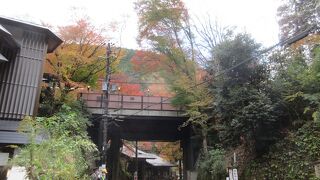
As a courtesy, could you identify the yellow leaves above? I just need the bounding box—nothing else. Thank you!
[135,0,189,43]
[156,141,182,162]
[284,91,304,102]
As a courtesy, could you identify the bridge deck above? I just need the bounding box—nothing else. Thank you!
[80,92,186,141]
[79,93,183,117]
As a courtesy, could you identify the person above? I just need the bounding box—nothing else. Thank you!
[100,168,108,180]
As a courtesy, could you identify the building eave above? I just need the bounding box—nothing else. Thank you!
[0,16,62,53]
[0,24,19,49]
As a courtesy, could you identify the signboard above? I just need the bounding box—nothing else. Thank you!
[0,153,9,166]
[228,169,233,180]
[134,171,138,180]
[227,168,238,180]
[102,81,108,91]
[232,169,238,180]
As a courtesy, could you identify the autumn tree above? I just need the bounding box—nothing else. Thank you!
[47,18,104,86]
[135,0,233,157]
[45,18,121,102]
[135,0,195,78]
[135,0,215,156]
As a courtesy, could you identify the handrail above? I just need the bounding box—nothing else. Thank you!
[78,92,178,111]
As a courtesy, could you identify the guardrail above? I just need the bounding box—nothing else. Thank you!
[78,93,179,111]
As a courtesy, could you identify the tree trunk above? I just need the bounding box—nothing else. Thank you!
[202,130,208,155]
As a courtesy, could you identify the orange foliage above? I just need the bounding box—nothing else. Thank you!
[58,19,107,46]
[44,18,108,91]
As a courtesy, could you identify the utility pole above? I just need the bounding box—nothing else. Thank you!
[102,42,112,177]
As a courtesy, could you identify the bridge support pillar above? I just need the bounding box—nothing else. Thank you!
[107,132,121,180]
[182,133,195,180]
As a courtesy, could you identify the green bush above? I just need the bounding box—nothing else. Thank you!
[197,149,227,180]
[10,103,98,179]
[244,122,320,180]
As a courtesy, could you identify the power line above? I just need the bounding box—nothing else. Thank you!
[109,81,168,85]
[111,24,318,118]
[88,24,318,123]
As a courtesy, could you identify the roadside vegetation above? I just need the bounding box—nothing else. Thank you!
[11,102,97,179]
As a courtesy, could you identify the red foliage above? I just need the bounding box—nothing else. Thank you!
[131,50,163,73]
[118,83,144,96]
[109,73,144,96]
[94,51,175,97]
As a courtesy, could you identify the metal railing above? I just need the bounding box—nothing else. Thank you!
[78,93,179,111]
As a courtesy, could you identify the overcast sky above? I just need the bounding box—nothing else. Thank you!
[0,0,280,49]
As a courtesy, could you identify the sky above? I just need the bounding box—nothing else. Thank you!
[0,0,280,49]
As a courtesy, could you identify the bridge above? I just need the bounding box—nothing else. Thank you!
[80,92,182,117]
[79,92,196,180]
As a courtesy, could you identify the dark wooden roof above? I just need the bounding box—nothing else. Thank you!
[0,16,62,53]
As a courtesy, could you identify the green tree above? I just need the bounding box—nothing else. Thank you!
[210,34,279,152]
[197,148,226,180]
[271,47,320,125]
[243,39,320,180]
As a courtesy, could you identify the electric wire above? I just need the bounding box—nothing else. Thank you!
[111,24,318,118]
[88,24,318,122]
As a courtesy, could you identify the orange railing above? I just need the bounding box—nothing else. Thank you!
[78,93,179,111]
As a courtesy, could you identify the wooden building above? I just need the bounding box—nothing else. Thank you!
[0,16,62,173]
[120,143,175,180]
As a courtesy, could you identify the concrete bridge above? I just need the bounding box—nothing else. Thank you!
[79,92,196,180]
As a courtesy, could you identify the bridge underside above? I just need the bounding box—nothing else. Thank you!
[111,115,187,141]
[88,114,188,144]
